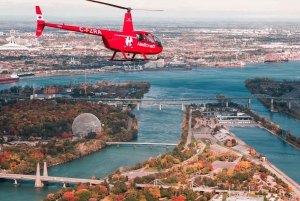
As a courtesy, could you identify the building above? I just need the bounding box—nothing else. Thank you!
[0,41,29,51]
[216,113,252,124]
[0,30,29,51]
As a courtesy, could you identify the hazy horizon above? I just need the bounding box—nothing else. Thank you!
[1,0,300,22]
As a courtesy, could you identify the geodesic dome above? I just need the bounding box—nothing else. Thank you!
[72,113,101,137]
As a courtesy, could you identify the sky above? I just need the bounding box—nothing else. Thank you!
[1,0,300,21]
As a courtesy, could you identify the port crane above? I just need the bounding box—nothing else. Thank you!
[35,0,163,61]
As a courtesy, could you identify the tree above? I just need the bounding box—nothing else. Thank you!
[112,181,127,194]
[61,133,68,138]
[124,189,139,201]
[86,132,96,139]
[149,187,161,198]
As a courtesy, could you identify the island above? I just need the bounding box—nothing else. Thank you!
[41,101,300,201]
[0,81,151,174]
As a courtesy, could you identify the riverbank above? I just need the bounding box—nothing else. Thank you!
[258,124,300,153]
[17,67,193,80]
[227,126,300,195]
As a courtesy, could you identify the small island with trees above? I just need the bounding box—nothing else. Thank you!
[245,78,300,120]
[0,80,151,174]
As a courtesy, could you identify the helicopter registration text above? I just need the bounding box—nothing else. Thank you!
[137,42,155,48]
[79,27,102,35]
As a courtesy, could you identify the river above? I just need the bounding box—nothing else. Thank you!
[0,61,300,201]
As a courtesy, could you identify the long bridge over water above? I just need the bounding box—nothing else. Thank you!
[0,142,178,187]
[106,142,177,149]
[1,94,300,112]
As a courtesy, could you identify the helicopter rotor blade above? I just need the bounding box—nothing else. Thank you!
[86,0,163,12]
[86,0,128,10]
[132,9,164,11]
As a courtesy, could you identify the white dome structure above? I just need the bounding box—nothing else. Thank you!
[72,113,101,137]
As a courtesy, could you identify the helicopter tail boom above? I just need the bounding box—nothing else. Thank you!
[35,6,107,37]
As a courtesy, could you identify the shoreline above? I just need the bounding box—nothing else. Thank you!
[225,125,300,195]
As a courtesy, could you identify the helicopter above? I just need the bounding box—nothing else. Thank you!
[35,0,163,61]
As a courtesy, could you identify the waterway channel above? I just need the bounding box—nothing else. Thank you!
[0,61,300,201]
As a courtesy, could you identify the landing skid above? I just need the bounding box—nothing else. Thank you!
[112,57,160,62]
[110,51,159,62]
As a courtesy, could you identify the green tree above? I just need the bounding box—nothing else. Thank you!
[111,181,127,194]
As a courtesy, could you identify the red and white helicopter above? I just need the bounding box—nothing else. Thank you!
[35,0,163,61]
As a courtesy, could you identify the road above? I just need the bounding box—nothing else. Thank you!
[185,108,192,149]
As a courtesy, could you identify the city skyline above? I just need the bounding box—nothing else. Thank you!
[1,0,300,21]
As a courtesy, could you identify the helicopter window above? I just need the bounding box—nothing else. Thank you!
[136,34,144,41]
[153,35,163,47]
[145,34,154,43]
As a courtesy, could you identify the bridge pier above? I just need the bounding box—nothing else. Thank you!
[117,144,119,148]
[288,101,292,110]
[181,104,185,111]
[166,145,169,149]
[247,98,251,109]
[203,103,206,108]
[14,179,18,185]
[43,161,49,185]
[190,180,194,189]
[133,144,136,149]
[226,101,228,108]
[43,161,48,177]
[159,104,162,111]
[62,182,66,188]
[149,144,153,149]
[35,163,44,187]
[270,99,274,112]
[154,179,158,186]
[136,103,140,111]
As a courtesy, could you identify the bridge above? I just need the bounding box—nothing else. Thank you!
[135,179,229,193]
[1,94,300,112]
[0,174,104,186]
[65,95,300,112]
[106,142,177,149]
[0,162,103,187]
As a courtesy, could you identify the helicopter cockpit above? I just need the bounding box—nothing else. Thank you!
[136,33,163,47]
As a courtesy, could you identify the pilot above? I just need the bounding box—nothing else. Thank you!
[136,33,144,41]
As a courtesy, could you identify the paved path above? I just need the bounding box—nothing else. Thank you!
[185,109,192,148]
[262,160,300,196]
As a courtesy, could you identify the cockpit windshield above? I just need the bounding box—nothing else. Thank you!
[153,35,163,47]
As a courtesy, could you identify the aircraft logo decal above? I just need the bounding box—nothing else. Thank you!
[125,36,133,48]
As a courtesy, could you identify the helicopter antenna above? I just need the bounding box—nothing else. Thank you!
[86,0,163,13]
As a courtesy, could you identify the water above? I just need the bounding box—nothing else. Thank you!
[1,61,300,200]
[230,126,300,182]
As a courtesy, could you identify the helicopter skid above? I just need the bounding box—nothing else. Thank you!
[111,51,159,61]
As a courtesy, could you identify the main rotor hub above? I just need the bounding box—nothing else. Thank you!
[127,7,132,13]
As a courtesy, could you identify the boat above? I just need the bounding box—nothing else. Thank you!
[215,61,246,68]
[264,59,289,63]
[0,74,19,84]
[264,54,289,63]
[17,73,35,77]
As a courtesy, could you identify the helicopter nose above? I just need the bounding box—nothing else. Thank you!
[158,46,163,53]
